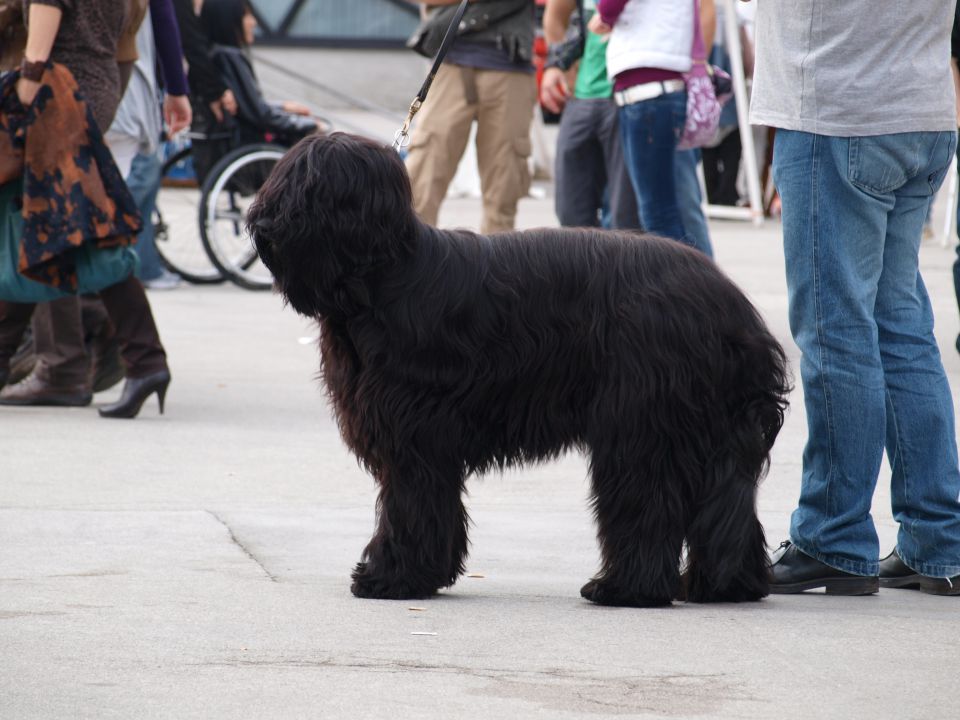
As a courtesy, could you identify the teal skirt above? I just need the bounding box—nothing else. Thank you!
[0,179,138,303]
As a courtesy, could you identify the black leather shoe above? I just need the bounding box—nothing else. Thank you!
[879,549,960,596]
[0,367,8,390]
[769,541,879,595]
[0,370,92,407]
[98,369,170,419]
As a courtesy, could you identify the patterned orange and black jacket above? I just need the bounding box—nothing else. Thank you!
[0,62,141,290]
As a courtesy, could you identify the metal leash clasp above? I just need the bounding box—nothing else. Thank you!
[393,98,422,152]
[392,0,467,152]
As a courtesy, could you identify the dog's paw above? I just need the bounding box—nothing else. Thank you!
[350,562,438,600]
[678,568,768,603]
[685,581,769,604]
[580,578,672,608]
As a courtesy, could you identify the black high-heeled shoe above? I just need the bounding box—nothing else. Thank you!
[98,369,170,419]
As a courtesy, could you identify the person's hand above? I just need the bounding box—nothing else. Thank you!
[221,89,237,116]
[282,100,311,116]
[15,77,40,107]
[540,66,571,114]
[587,13,612,37]
[163,94,192,136]
[209,89,237,123]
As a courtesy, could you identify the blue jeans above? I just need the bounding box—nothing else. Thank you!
[618,91,692,246]
[126,150,163,281]
[774,129,960,578]
[675,148,713,258]
[952,142,960,352]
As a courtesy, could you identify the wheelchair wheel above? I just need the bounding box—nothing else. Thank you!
[154,144,225,284]
[199,143,285,291]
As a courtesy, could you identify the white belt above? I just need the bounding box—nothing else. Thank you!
[613,79,686,107]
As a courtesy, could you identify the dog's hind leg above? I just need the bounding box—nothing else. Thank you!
[581,451,687,608]
[351,454,469,600]
[681,454,770,603]
[681,368,784,603]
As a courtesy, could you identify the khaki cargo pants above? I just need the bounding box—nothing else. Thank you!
[405,64,537,234]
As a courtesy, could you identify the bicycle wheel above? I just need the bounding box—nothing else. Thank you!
[154,143,224,284]
[199,143,285,291]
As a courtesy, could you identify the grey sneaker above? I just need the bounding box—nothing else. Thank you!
[143,270,182,290]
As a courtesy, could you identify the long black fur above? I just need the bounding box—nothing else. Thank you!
[248,132,790,607]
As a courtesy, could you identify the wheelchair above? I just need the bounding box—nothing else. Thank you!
[153,118,322,290]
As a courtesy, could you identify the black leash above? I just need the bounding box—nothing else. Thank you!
[393,0,470,150]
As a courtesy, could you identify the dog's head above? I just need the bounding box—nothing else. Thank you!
[248,132,417,318]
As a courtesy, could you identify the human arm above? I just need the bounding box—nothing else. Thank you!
[540,0,577,113]
[17,1,62,105]
[216,49,316,138]
[281,101,311,116]
[149,0,188,96]
[701,0,716,54]
[149,0,191,135]
[543,0,575,44]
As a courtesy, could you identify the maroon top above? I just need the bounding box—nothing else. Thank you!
[596,0,683,93]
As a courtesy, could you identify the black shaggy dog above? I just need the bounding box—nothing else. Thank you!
[248,132,790,607]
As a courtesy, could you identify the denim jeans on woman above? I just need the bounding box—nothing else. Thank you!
[775,129,960,578]
[675,148,712,258]
[618,91,690,245]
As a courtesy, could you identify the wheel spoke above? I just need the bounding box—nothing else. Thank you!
[154,144,223,284]
[200,146,285,290]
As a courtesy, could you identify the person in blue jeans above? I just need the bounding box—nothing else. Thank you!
[107,5,186,289]
[125,150,173,287]
[751,0,960,596]
[950,3,960,355]
[674,149,711,258]
[592,0,713,256]
[545,0,712,256]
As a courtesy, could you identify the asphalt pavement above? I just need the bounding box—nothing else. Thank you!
[2,169,960,719]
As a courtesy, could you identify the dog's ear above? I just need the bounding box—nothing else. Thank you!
[248,133,417,318]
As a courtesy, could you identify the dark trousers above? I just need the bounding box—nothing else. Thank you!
[0,275,166,382]
[31,297,88,385]
[554,97,639,230]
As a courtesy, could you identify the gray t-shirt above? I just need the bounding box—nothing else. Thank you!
[749,0,956,136]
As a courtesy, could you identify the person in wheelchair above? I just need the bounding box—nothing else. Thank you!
[191,0,318,183]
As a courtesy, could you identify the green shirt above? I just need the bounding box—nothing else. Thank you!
[573,3,612,99]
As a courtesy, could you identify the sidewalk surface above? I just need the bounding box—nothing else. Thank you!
[3,109,960,718]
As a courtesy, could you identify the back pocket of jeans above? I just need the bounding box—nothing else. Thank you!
[847,136,915,194]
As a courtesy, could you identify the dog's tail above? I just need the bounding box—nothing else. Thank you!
[714,292,791,480]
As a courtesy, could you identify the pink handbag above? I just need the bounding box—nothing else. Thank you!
[677,0,733,150]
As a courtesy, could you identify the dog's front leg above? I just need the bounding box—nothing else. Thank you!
[351,455,469,600]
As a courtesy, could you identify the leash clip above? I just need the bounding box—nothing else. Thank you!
[393,97,422,152]
[392,0,467,153]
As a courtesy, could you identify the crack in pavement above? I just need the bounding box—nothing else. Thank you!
[206,511,279,583]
